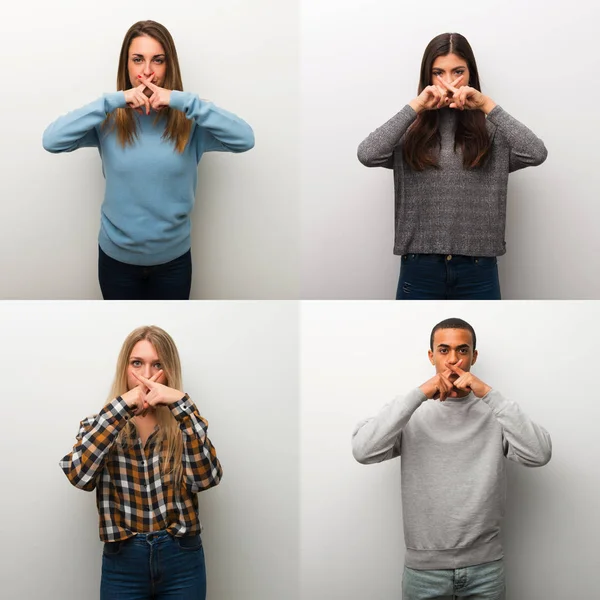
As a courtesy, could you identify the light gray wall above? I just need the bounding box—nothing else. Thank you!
[300,0,600,299]
[0,301,299,600]
[300,301,600,598]
[1,0,298,299]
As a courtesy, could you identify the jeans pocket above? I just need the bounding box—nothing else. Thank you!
[474,256,498,268]
[102,541,122,557]
[176,534,203,551]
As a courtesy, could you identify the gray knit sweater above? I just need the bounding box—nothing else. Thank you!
[357,106,548,256]
[352,388,552,570]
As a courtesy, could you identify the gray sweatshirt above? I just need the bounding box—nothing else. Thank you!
[352,388,551,570]
[357,106,548,257]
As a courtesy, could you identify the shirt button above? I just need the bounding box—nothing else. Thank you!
[446,255,452,261]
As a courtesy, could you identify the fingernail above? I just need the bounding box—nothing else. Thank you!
[137,75,141,78]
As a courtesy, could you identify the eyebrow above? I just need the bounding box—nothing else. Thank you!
[131,53,165,58]
[129,356,160,361]
[432,67,466,71]
[436,344,470,349]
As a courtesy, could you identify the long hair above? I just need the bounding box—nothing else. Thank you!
[103,20,192,153]
[403,33,492,171]
[106,325,184,485]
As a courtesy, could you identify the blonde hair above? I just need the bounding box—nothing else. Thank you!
[103,20,192,153]
[107,325,184,484]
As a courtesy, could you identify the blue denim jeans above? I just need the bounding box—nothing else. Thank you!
[98,247,192,300]
[396,254,501,300]
[100,531,206,600]
[402,559,505,600]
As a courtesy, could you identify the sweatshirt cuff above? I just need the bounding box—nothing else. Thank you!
[169,90,196,112]
[485,104,505,123]
[479,389,508,413]
[103,92,127,113]
[407,387,427,407]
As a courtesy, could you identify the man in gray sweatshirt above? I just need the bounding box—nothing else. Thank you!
[351,318,551,600]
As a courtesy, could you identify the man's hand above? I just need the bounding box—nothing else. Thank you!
[445,362,492,398]
[419,360,465,402]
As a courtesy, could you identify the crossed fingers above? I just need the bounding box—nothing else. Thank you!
[138,75,165,112]
[132,369,164,416]
[437,75,476,110]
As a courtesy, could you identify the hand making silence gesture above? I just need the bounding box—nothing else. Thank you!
[121,368,185,416]
[409,74,496,115]
[124,73,172,115]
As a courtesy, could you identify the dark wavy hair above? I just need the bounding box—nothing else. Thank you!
[403,33,492,171]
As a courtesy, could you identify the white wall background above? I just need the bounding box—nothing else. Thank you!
[1,0,298,299]
[300,301,600,599]
[300,0,600,299]
[0,301,299,600]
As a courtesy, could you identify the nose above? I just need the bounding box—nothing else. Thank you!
[142,364,152,378]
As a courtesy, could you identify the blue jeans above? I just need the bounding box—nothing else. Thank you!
[98,247,192,300]
[100,531,206,600]
[402,559,505,600]
[396,254,501,300]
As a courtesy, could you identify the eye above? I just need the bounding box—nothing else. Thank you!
[131,360,142,367]
[439,348,447,354]
[153,362,162,369]
[132,57,142,63]
[154,58,164,64]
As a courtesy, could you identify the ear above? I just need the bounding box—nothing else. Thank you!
[471,350,478,366]
[428,349,434,365]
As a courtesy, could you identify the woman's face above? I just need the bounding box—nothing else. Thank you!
[430,53,470,88]
[127,35,168,97]
[127,339,166,390]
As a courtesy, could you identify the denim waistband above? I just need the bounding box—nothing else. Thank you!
[401,253,497,264]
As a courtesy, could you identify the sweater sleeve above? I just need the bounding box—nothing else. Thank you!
[357,104,419,169]
[480,389,552,467]
[59,397,134,491]
[168,395,223,494]
[351,388,425,464]
[169,91,255,154]
[486,105,548,173]
[42,93,127,153]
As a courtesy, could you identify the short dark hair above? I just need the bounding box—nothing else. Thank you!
[430,318,476,351]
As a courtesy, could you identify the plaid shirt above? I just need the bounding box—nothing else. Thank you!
[60,395,222,542]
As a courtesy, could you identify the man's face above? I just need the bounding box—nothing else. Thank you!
[428,328,478,398]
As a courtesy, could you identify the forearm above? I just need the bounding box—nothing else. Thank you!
[169,91,255,152]
[59,397,133,490]
[170,396,223,492]
[351,388,425,464]
[481,389,552,466]
[485,105,548,168]
[42,92,126,153]
[357,104,419,168]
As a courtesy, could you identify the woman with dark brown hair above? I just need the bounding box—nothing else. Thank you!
[43,20,254,300]
[357,32,547,300]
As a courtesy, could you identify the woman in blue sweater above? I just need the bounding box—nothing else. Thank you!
[357,32,547,300]
[43,20,255,300]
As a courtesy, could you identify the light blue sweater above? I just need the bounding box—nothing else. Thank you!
[43,91,255,266]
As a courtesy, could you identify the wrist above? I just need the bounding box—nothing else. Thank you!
[409,99,423,114]
[481,97,497,115]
